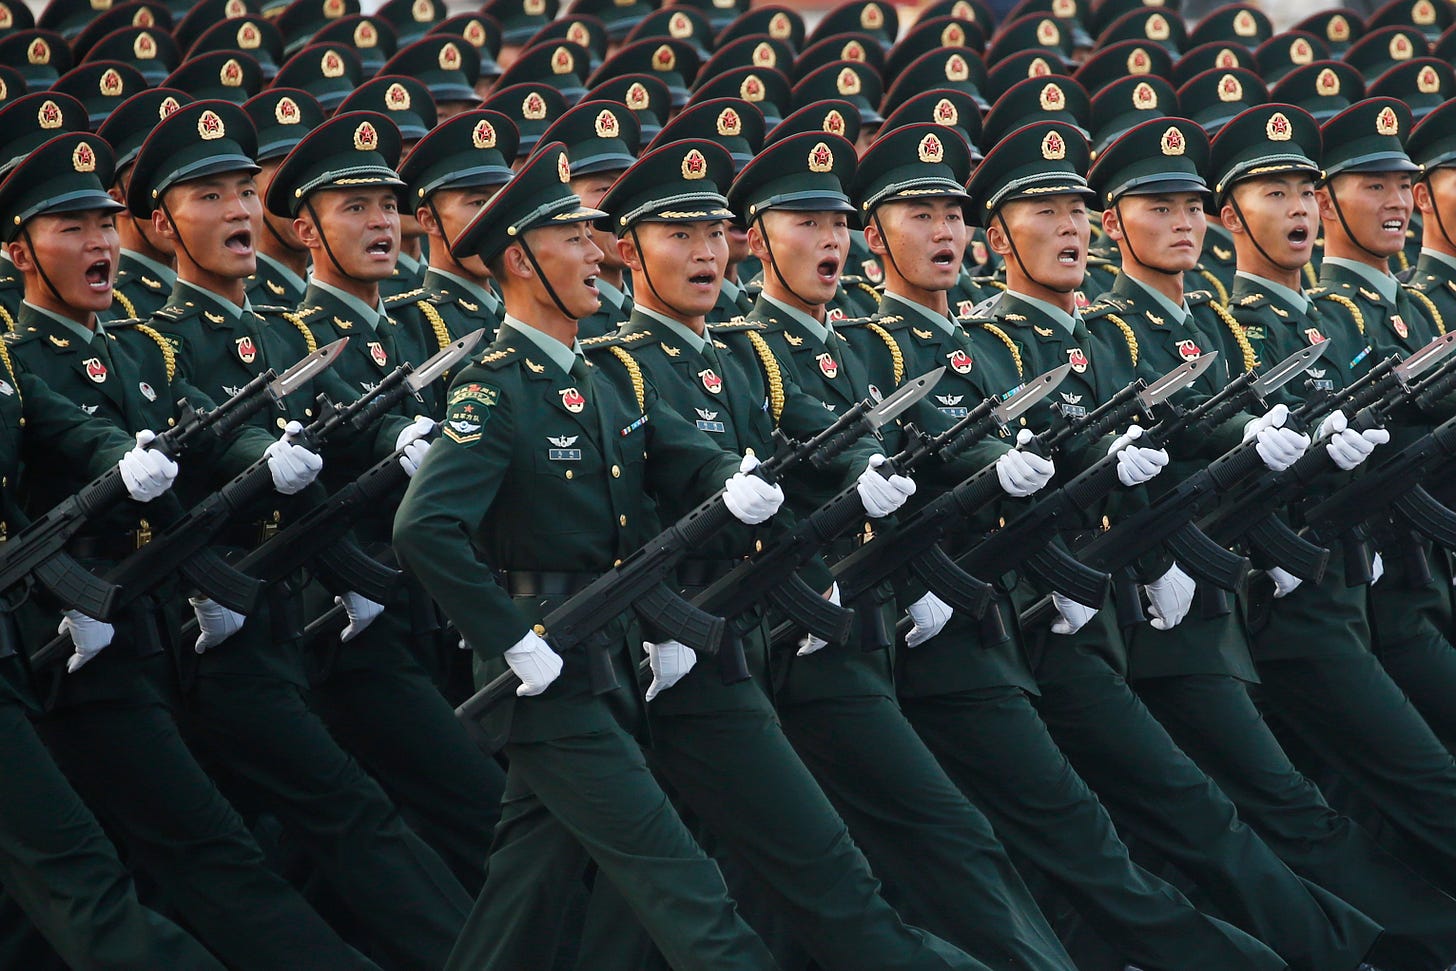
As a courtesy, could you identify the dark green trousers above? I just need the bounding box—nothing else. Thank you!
[1030,623,1381,971]
[445,726,780,971]
[1138,673,1456,970]
[901,684,1288,971]
[1370,549,1456,750]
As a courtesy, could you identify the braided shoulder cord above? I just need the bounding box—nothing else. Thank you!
[744,330,785,426]
[418,299,453,353]
[1102,312,1140,367]
[978,322,1023,379]
[111,289,138,322]
[863,322,904,386]
[0,338,21,404]
[134,324,176,381]
[280,312,319,353]
[1318,293,1365,335]
[1195,267,1230,305]
[1404,285,1446,336]
[606,346,646,412]
[1206,301,1258,372]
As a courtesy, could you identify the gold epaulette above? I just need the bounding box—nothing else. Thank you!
[1316,291,1365,334]
[133,324,176,381]
[606,346,645,412]
[1403,284,1446,336]
[280,311,319,353]
[709,317,770,333]
[863,321,904,385]
[744,330,785,425]
[978,321,1023,378]
[479,347,515,368]
[1206,301,1258,373]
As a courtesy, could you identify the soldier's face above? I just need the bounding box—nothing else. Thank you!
[11,209,120,317]
[1317,170,1413,260]
[1224,174,1318,271]
[989,194,1089,295]
[255,160,305,251]
[1414,167,1456,242]
[1103,192,1205,274]
[749,208,850,313]
[299,187,401,283]
[865,198,967,299]
[621,219,728,322]
[160,172,262,286]
[726,222,750,265]
[421,186,497,277]
[571,172,627,271]
[519,221,604,319]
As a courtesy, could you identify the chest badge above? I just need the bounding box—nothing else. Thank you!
[547,434,581,461]
[138,381,156,401]
[1175,338,1201,361]
[695,407,725,433]
[83,357,107,382]
[1392,314,1409,339]
[368,341,387,366]
[1304,327,1326,345]
[698,368,723,393]
[235,335,257,363]
[956,299,975,317]
[946,348,973,373]
[0,379,14,396]
[1066,347,1088,373]
[817,352,839,379]
[559,387,586,413]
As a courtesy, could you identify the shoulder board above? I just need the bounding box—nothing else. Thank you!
[478,347,517,369]
[384,287,428,308]
[292,305,324,320]
[152,304,189,320]
[251,304,292,315]
[708,317,771,333]
[831,314,878,329]
[581,332,633,353]
[1305,287,1328,298]
[1236,291,1269,307]
[102,317,143,328]
[1185,289,1213,305]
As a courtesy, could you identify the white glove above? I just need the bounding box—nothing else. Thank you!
[118,429,178,501]
[997,428,1056,497]
[59,609,114,674]
[904,591,953,647]
[1267,566,1302,598]
[505,629,563,696]
[723,453,785,525]
[1107,424,1170,486]
[798,582,840,656]
[1050,592,1098,635]
[395,416,436,477]
[266,420,323,494]
[1242,404,1310,472]
[1371,552,1384,585]
[1317,409,1390,471]
[857,453,916,518]
[643,639,697,701]
[190,597,246,653]
[1144,562,1196,630]
[336,592,384,642]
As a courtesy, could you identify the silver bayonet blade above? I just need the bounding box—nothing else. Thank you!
[268,337,349,398]
[1252,341,1332,399]
[864,366,946,428]
[994,362,1072,425]
[1137,351,1218,408]
[1395,331,1456,382]
[404,329,487,393]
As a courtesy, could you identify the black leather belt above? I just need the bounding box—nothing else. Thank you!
[500,570,598,597]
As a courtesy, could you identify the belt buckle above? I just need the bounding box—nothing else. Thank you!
[260,511,281,543]
[135,519,152,550]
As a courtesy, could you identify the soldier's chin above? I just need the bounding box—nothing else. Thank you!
[569,291,602,320]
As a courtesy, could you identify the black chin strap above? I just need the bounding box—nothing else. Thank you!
[159,198,202,276]
[1324,181,1393,264]
[303,199,375,288]
[20,226,69,309]
[756,216,824,311]
[514,234,576,321]
[869,210,907,285]
[995,211,1076,294]
[628,225,698,322]
[1113,200,1182,277]
[1225,194,1292,279]
[263,211,307,256]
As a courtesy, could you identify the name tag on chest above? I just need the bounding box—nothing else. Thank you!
[548,448,582,461]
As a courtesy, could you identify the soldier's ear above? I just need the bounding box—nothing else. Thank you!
[984,216,1012,257]
[7,239,31,273]
[1219,196,1243,234]
[415,204,441,236]
[1100,207,1122,242]
[1413,179,1435,215]
[500,241,533,280]
[862,217,886,256]
[745,218,770,261]
[293,212,321,250]
[1313,183,1338,221]
[616,232,641,270]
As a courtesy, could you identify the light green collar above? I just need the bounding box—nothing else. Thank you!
[1421,248,1456,276]
[1235,271,1308,314]
[881,291,955,336]
[597,277,630,309]
[25,301,100,343]
[719,275,742,306]
[122,249,176,289]
[255,253,307,297]
[177,279,252,323]
[1322,256,1396,303]
[310,278,387,332]
[763,293,832,344]
[635,305,710,353]
[429,266,496,310]
[501,313,581,376]
[395,251,422,277]
[1122,273,1189,325]
[1005,289,1079,335]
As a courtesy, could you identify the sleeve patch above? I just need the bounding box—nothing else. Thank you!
[442,382,499,445]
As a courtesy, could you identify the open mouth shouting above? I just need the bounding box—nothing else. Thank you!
[1056,245,1081,267]
[1287,223,1311,251]
[224,227,253,256]
[364,235,394,261]
[930,247,957,268]
[815,255,841,285]
[687,268,718,291]
[84,258,112,293]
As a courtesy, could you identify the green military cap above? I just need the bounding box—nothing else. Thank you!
[0,131,123,241]
[1172,41,1256,87]
[1294,9,1363,55]
[525,16,608,73]
[568,0,654,43]
[187,16,284,80]
[0,1,34,37]
[597,138,735,231]
[883,47,989,117]
[1188,5,1272,50]
[1270,60,1362,123]
[53,61,147,129]
[920,0,996,32]
[625,7,713,61]
[726,129,856,222]
[1407,94,1456,171]
[263,109,403,217]
[716,5,804,51]
[1320,96,1420,180]
[272,42,361,112]
[983,75,1089,147]
[1089,74,1176,153]
[127,99,260,215]
[646,97,763,171]
[766,99,859,149]
[1344,26,1428,77]
[885,16,987,81]
[805,1,897,52]
[451,139,604,264]
[1176,67,1265,135]
[0,65,27,105]
[1087,0,1179,36]
[244,86,322,160]
[586,71,668,139]
[165,52,264,104]
[274,0,358,56]
[1368,56,1453,119]
[1088,115,1209,205]
[1097,8,1187,56]
[671,0,747,33]
[380,35,479,106]
[791,60,882,126]
[174,0,259,53]
[84,26,178,86]
[310,15,397,78]
[880,88,983,158]
[0,30,71,88]
[97,87,189,170]
[1074,39,1171,95]
[700,35,794,79]
[71,2,172,57]
[0,91,87,172]
[964,120,1092,225]
[987,14,1073,66]
[480,0,557,48]
[689,66,789,128]
[1006,0,1093,49]
[852,122,972,217]
[1207,103,1320,204]
[1369,0,1451,41]
[985,50,1071,104]
[1253,32,1329,86]
[429,14,502,79]
[374,0,443,48]
[484,82,568,155]
[591,38,699,108]
[400,108,517,205]
[495,40,590,104]
[793,33,886,84]
[337,74,435,141]
[1437,22,1456,68]
[537,98,639,176]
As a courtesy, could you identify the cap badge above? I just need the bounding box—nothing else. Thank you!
[1028,56,1052,77]
[808,141,834,173]
[1129,47,1151,72]
[323,0,344,15]
[440,42,462,71]
[946,53,970,81]
[463,19,486,45]
[942,23,965,46]
[557,151,570,183]
[1376,105,1400,135]
[918,132,944,163]
[653,45,676,71]
[1392,34,1414,60]
[1053,0,1075,16]
[353,120,379,151]
[823,109,846,135]
[1291,38,1314,64]
[1316,68,1340,95]
[567,23,589,46]
[1214,48,1239,68]
[1160,125,1185,156]
[1040,83,1065,111]
[0,5,10,29]
[1218,73,1243,102]
[523,0,545,14]
[1146,14,1170,40]
[386,82,410,110]
[1415,0,1437,26]
[1233,10,1257,37]
[934,98,958,124]
[134,8,153,26]
[38,100,61,129]
[952,1,973,18]
[741,74,763,100]
[716,107,741,136]
[412,0,433,23]
[354,21,377,46]
[1132,81,1158,109]
[224,0,247,15]
[769,12,791,39]
[221,58,244,87]
[1418,65,1441,94]
[26,38,47,65]
[1329,15,1350,41]
[276,96,301,124]
[134,31,156,58]
[861,4,884,30]
[669,12,692,38]
[682,148,707,179]
[72,141,96,173]
[752,41,776,66]
[626,82,649,110]
[238,22,261,48]
[322,50,345,78]
[523,92,547,119]
[472,118,496,148]
[159,95,180,117]
[594,108,619,138]
[1041,129,1066,160]
[1036,19,1061,46]
[198,109,226,140]
[1267,111,1292,141]
[551,45,574,74]
[836,66,860,95]
[99,68,124,97]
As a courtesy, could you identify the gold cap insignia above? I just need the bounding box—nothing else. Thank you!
[669,12,692,38]
[1214,48,1240,68]
[440,42,462,71]
[1377,105,1400,135]
[354,21,377,46]
[234,22,259,48]
[1392,33,1414,60]
[824,109,846,135]
[1132,81,1158,109]
[934,97,958,125]
[323,0,344,16]
[1290,38,1314,64]
[769,12,791,38]
[25,37,48,65]
[159,95,181,117]
[524,0,545,14]
[741,74,764,101]
[1418,64,1442,94]
[99,68,124,97]
[0,6,11,29]
[134,8,153,26]
[1128,47,1151,72]
[90,0,110,9]
[549,45,572,75]
[752,41,776,66]
[471,118,496,148]
[463,19,486,45]
[353,120,379,150]
[72,141,96,173]
[38,100,62,129]
[918,132,944,163]
[594,108,619,138]
[322,50,345,78]
[1267,111,1292,140]
[221,58,245,87]
[1036,18,1060,46]
[1041,129,1066,160]
[1160,125,1185,155]
[276,96,301,124]
[1415,0,1437,26]
[566,23,589,47]
[1040,82,1065,111]
[523,91,547,119]
[946,52,970,81]
[1329,15,1350,41]
[412,0,433,23]
[626,82,650,110]
[716,107,741,136]
[682,147,707,179]
[942,23,965,46]
[1233,10,1257,37]
[653,44,676,71]
[1218,73,1243,102]
[1028,56,1052,77]
[836,66,860,95]
[1053,0,1075,16]
[1317,67,1341,95]
[134,32,156,58]
[198,108,226,140]
[808,141,834,173]
[861,3,884,30]
[224,0,247,16]
[386,82,410,110]
[1146,13,1170,40]
[842,39,866,61]
[952,1,973,18]
[557,150,570,183]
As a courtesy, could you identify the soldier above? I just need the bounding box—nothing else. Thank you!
[394,141,785,971]
[242,87,322,308]
[130,100,477,969]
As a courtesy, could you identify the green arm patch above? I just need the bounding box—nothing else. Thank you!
[442,382,499,446]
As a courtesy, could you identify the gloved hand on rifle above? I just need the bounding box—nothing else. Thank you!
[1108,425,1169,486]
[191,597,246,653]
[904,591,953,647]
[396,416,436,477]
[1316,409,1389,471]
[857,454,916,517]
[267,420,323,495]
[1051,592,1098,635]
[1242,404,1310,472]
[60,609,113,673]
[997,429,1056,497]
[644,639,696,701]
[119,429,178,501]
[336,591,384,642]
[1144,562,1195,630]
[724,454,784,525]
[505,629,563,696]
[1267,566,1302,598]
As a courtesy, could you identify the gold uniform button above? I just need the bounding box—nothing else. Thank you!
[276,417,288,430]
[611,464,620,477]
[565,470,573,479]
[532,624,546,635]
[618,514,627,526]
[613,558,622,566]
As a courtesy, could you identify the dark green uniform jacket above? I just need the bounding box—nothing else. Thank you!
[245,252,308,309]
[113,249,175,322]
